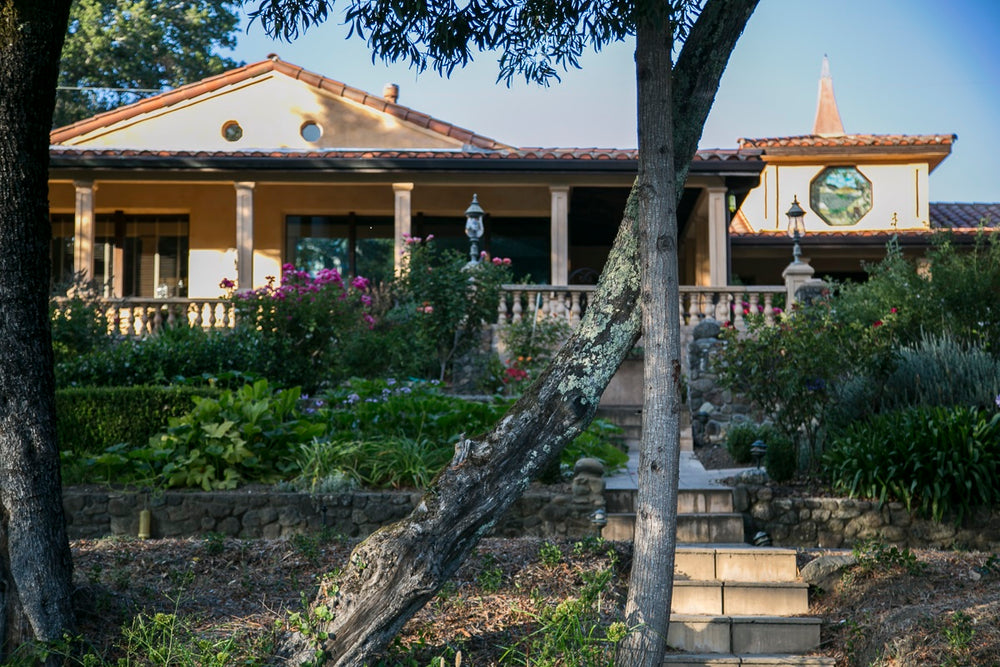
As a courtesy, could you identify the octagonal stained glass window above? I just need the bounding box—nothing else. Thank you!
[809,166,872,227]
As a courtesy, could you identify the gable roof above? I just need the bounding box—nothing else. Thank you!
[50,56,512,151]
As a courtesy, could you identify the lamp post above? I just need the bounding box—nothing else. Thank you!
[465,194,485,264]
[786,195,806,263]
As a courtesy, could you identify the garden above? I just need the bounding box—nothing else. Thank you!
[53,237,626,496]
[43,230,1000,666]
[715,230,1000,526]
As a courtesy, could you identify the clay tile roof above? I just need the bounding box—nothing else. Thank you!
[929,202,1000,229]
[50,56,512,151]
[737,134,956,149]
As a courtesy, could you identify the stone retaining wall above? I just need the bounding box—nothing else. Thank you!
[737,484,1000,551]
[63,470,607,541]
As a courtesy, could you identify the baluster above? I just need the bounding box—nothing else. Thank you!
[497,293,508,324]
[678,292,687,326]
[511,290,523,323]
[570,292,581,328]
[732,293,746,330]
[747,292,760,323]
[138,307,150,336]
[192,302,204,329]
[763,294,775,326]
[206,302,218,329]
[714,292,728,322]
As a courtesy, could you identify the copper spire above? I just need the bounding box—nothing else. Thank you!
[812,55,845,136]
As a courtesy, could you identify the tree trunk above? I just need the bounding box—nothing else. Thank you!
[0,2,76,661]
[616,7,678,665]
[277,1,760,663]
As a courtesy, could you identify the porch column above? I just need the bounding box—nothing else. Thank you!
[707,186,728,286]
[550,186,570,285]
[235,181,255,290]
[393,182,414,274]
[73,180,95,280]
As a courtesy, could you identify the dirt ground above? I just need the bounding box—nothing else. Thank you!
[64,529,1000,666]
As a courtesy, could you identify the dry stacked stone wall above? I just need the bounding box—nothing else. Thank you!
[686,318,758,445]
[737,483,1000,551]
[63,461,608,541]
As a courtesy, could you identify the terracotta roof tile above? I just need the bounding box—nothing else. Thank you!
[929,202,1000,229]
[48,146,763,165]
[50,56,512,151]
[738,134,956,149]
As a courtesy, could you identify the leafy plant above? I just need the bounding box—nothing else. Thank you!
[150,379,326,490]
[851,539,924,577]
[476,553,504,593]
[538,542,563,568]
[49,276,111,364]
[825,406,1000,523]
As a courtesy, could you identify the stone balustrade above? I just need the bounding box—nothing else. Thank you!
[55,285,785,338]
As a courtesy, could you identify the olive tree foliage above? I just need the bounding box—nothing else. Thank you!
[55,0,241,126]
[242,1,757,664]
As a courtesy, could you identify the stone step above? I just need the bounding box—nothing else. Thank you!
[675,546,799,582]
[605,488,734,514]
[604,513,745,543]
[668,615,822,655]
[672,580,810,615]
[661,654,835,667]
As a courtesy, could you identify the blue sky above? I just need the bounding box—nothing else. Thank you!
[229,0,1000,203]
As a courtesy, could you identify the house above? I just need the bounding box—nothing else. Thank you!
[47,55,761,301]
[728,57,997,286]
[47,55,995,305]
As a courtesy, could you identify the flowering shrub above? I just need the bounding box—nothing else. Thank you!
[394,236,512,381]
[222,264,374,390]
[716,299,899,467]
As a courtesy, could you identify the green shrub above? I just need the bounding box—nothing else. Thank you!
[49,281,112,364]
[724,422,766,464]
[825,406,1000,523]
[223,265,375,391]
[884,333,1000,411]
[716,300,898,466]
[764,432,797,482]
[56,325,264,389]
[834,231,1000,351]
[394,236,512,381]
[56,386,218,456]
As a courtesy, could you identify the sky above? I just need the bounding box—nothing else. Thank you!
[227,0,1000,203]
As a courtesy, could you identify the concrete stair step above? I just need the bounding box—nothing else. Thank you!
[605,488,734,514]
[672,580,809,615]
[676,546,799,582]
[661,654,835,667]
[604,513,745,543]
[668,615,822,655]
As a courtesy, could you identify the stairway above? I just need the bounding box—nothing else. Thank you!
[601,476,832,667]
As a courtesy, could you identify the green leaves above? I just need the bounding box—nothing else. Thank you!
[57,0,241,125]
[825,406,1000,524]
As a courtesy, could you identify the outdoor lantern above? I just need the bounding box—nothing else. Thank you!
[786,195,806,263]
[464,193,485,263]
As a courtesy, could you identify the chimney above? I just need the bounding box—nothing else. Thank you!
[383,83,399,104]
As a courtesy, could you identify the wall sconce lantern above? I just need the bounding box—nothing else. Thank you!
[464,194,485,264]
[786,196,806,263]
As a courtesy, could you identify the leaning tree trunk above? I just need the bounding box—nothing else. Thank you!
[277,1,760,663]
[616,7,679,665]
[0,2,76,661]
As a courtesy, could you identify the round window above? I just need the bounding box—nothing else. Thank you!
[300,121,323,143]
[222,121,243,143]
